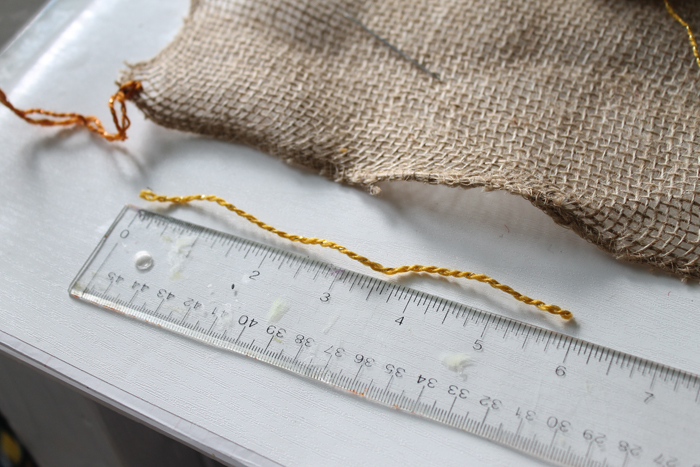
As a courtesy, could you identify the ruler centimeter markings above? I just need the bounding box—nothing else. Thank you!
[70,206,700,467]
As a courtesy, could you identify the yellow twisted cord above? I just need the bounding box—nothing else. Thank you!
[665,0,700,69]
[139,190,573,320]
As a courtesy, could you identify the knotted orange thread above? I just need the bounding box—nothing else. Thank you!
[0,80,142,141]
[140,189,573,320]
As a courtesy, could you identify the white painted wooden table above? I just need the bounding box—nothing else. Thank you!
[0,1,698,466]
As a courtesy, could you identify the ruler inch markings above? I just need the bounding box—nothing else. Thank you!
[69,206,700,467]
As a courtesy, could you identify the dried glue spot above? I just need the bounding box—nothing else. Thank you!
[168,235,197,279]
[440,352,472,378]
[267,298,289,322]
[134,251,153,271]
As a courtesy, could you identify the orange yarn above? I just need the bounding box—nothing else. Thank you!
[665,0,700,69]
[0,80,141,141]
[140,189,574,320]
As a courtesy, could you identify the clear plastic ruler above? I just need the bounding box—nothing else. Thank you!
[70,206,700,467]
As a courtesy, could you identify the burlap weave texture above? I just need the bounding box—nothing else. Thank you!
[122,0,700,279]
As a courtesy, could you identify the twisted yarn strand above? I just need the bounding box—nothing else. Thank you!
[139,190,573,320]
[665,0,700,69]
[0,81,141,141]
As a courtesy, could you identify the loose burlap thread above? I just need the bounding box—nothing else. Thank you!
[121,0,700,279]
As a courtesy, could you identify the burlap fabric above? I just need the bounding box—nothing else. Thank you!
[121,0,700,279]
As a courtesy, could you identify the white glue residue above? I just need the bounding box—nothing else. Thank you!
[133,251,154,271]
[267,298,290,322]
[168,235,197,279]
[217,303,234,329]
[440,352,472,377]
[322,315,340,334]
